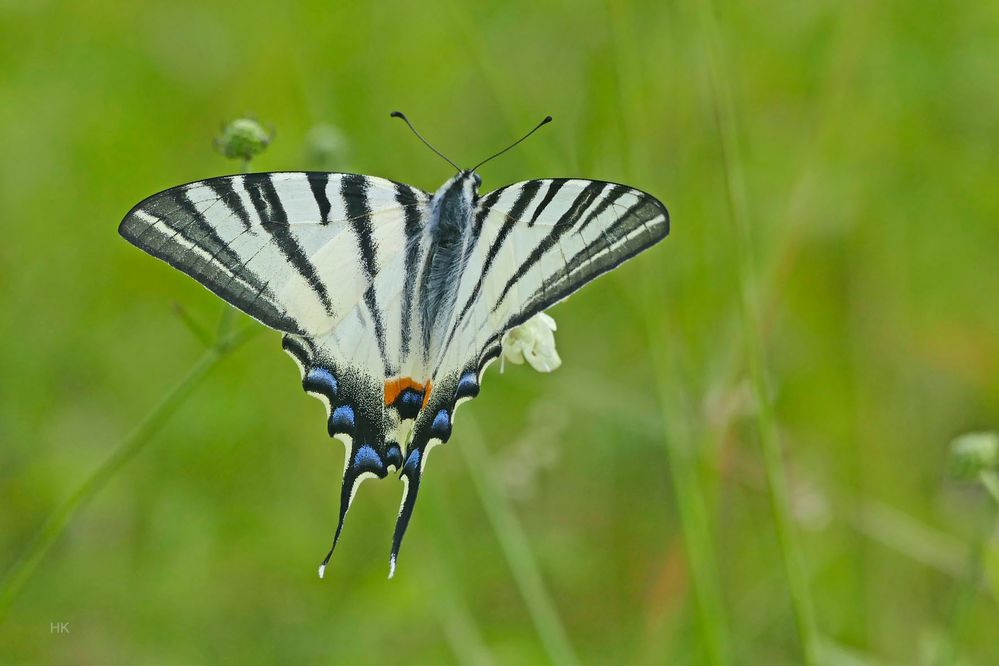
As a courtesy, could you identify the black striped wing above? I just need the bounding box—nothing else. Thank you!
[119,172,429,338]
[439,178,670,377]
[389,178,669,573]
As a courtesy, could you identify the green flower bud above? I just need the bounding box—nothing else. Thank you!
[214,118,273,165]
[949,431,999,481]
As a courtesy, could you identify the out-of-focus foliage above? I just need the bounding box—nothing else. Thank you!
[1,1,997,664]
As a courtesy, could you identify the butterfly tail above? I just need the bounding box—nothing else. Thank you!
[318,476,352,579]
[389,446,424,578]
[388,369,479,576]
[319,441,395,578]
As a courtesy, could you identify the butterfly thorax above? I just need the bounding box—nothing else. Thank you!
[418,171,481,357]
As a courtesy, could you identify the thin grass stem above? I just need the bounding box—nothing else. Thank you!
[216,304,235,341]
[603,0,732,658]
[458,414,579,666]
[641,309,733,666]
[0,326,258,625]
[421,485,496,666]
[933,496,998,666]
[695,0,821,662]
[172,303,215,347]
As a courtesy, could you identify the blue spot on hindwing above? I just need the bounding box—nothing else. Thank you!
[404,448,421,474]
[330,404,355,434]
[430,408,451,440]
[385,443,403,470]
[303,366,338,398]
[456,370,479,399]
[353,444,385,473]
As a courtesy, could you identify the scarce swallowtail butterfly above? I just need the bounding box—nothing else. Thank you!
[119,113,670,578]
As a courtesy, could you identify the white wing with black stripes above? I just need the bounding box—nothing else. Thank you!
[119,172,428,338]
[442,178,668,373]
[388,177,668,574]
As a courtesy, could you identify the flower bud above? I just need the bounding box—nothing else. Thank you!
[949,431,999,481]
[214,118,273,164]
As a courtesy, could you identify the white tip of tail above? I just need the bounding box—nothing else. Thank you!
[388,556,397,579]
[318,564,326,579]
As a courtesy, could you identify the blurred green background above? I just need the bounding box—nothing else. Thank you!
[1,1,998,664]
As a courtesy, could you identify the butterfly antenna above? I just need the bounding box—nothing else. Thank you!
[471,115,553,171]
[390,111,461,171]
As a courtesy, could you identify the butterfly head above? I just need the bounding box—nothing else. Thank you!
[430,170,482,231]
[457,169,482,199]
[432,168,481,199]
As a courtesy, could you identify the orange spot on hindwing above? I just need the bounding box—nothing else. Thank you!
[384,377,433,410]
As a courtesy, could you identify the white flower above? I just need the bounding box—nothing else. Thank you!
[501,312,561,373]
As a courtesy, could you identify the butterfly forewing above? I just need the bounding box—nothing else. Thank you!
[119,172,431,337]
[433,178,669,382]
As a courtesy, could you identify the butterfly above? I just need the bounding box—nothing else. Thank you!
[118,113,670,578]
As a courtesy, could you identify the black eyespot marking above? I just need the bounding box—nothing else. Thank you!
[394,388,425,420]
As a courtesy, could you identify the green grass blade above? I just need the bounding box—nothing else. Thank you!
[458,415,579,666]
[642,312,733,666]
[694,0,821,661]
[0,327,258,625]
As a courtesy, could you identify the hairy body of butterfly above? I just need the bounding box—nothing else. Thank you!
[120,164,669,577]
